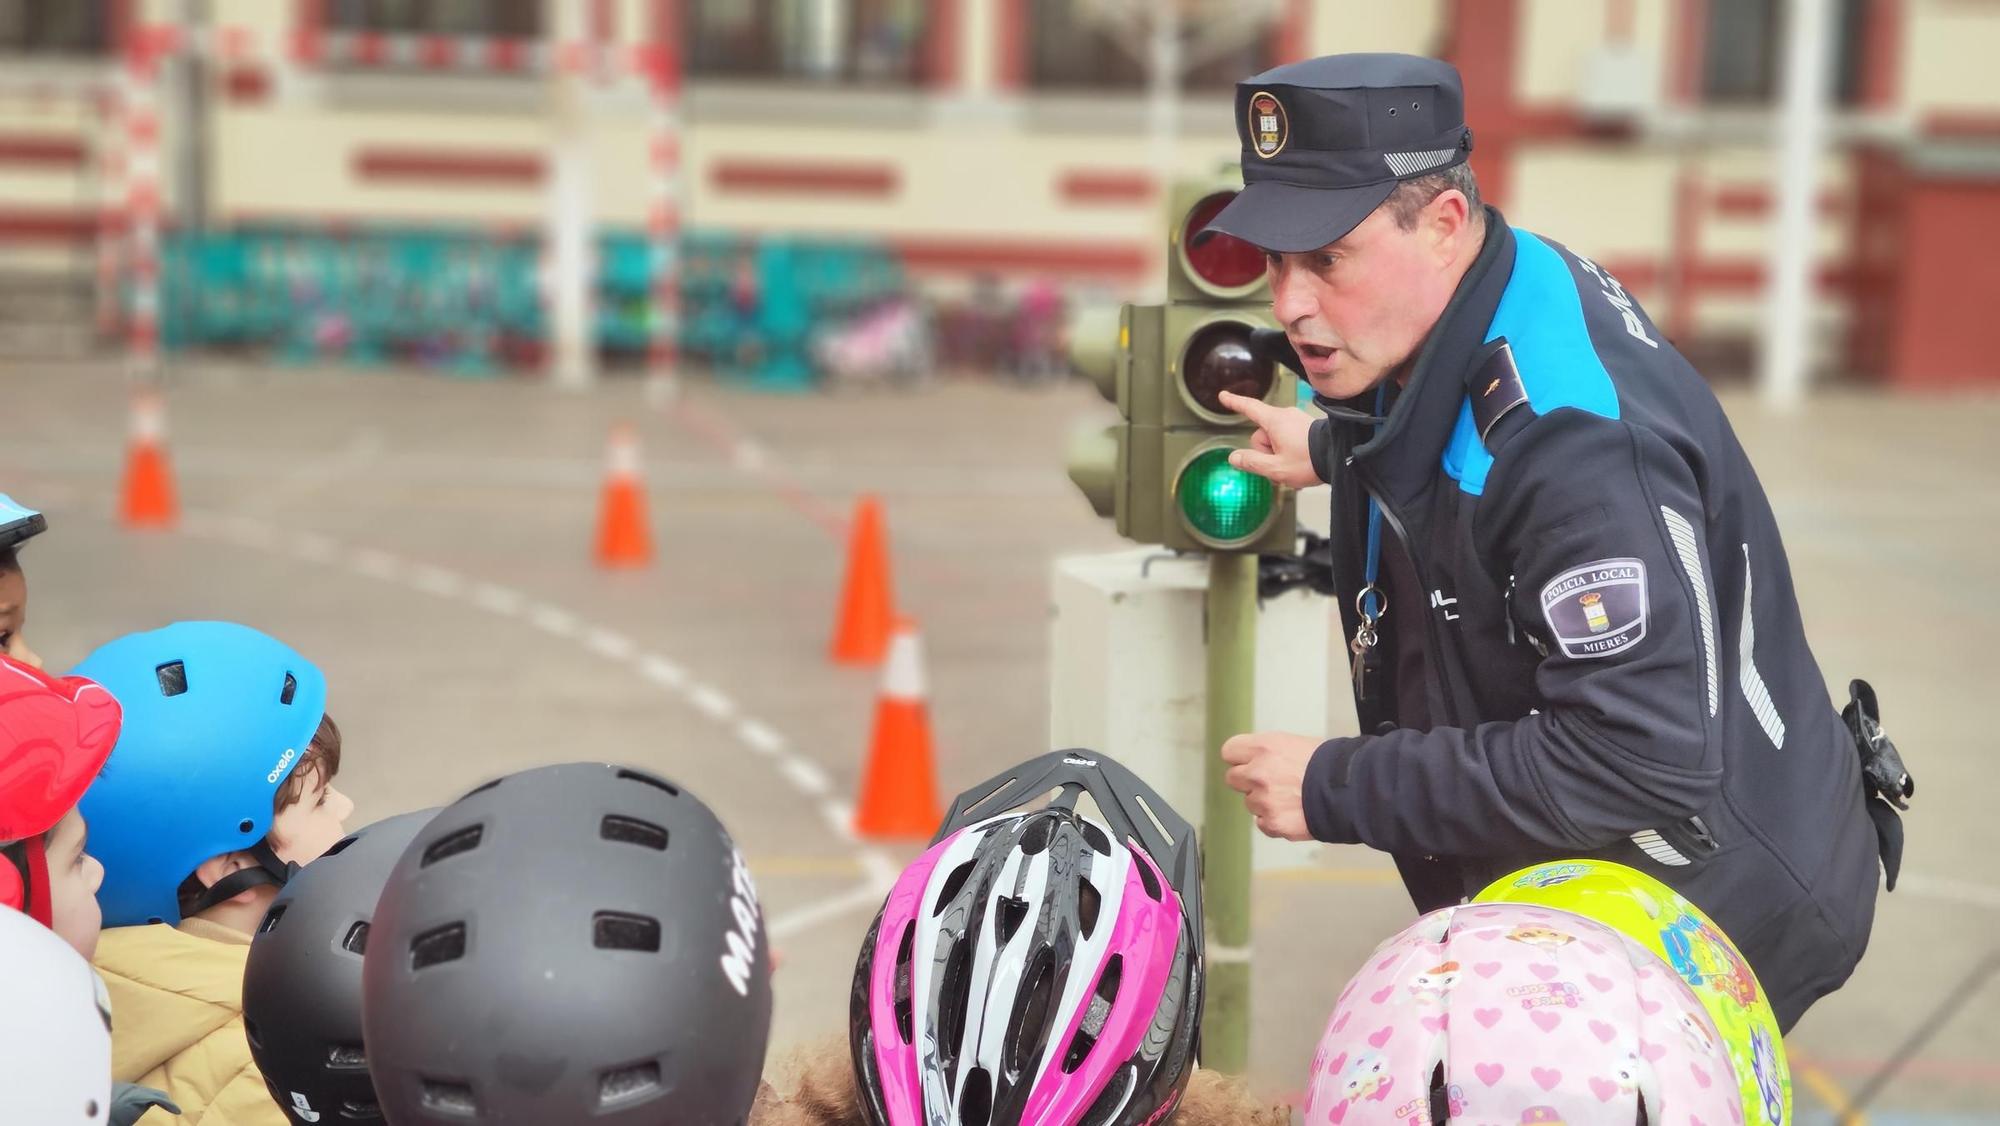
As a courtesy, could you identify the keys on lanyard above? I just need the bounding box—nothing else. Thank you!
[1350,582,1385,702]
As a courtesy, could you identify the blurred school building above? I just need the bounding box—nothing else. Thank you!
[0,0,1996,386]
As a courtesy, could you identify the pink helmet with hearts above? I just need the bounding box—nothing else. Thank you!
[1305,903,1743,1126]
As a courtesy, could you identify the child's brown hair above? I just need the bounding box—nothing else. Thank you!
[748,1037,1291,1126]
[274,712,342,812]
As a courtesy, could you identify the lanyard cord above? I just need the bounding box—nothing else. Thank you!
[1359,383,1388,623]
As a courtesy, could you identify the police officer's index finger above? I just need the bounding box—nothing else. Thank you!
[1216,390,1274,426]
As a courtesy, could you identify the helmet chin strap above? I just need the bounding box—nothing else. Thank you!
[184,839,298,917]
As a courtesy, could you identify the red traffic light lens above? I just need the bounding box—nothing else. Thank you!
[1182,192,1266,292]
[1181,321,1274,417]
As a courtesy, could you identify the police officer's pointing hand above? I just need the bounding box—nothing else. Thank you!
[1218,391,1319,489]
[1221,731,1317,841]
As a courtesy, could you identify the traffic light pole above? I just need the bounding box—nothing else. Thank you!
[1201,550,1257,1073]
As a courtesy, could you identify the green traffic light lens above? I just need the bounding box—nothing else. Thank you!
[1177,447,1275,546]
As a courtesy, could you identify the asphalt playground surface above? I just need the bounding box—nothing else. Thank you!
[4,359,1995,1122]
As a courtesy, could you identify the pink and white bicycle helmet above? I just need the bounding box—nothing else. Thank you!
[849,751,1203,1126]
[1304,903,1744,1126]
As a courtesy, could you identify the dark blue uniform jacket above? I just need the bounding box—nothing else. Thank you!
[1301,210,1883,1030]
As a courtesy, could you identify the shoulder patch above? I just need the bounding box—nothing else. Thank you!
[1539,558,1648,660]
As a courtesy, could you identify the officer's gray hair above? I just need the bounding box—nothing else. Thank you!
[1384,161,1483,231]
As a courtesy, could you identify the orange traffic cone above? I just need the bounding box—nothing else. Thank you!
[119,388,177,529]
[853,618,943,840]
[593,422,654,568]
[830,494,895,664]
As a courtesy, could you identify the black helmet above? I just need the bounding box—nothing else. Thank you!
[360,762,774,1125]
[243,808,440,1124]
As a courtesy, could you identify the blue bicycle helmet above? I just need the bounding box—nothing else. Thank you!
[75,622,328,926]
[0,493,46,551]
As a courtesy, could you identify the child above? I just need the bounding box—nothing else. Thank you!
[75,621,353,1125]
[241,809,437,1125]
[0,905,115,1124]
[1,653,116,955]
[2,653,182,1123]
[838,750,1291,1126]
[0,492,47,668]
[360,761,772,1123]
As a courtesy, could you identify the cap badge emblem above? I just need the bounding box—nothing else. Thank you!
[1249,91,1288,159]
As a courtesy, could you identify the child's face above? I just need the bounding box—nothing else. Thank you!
[269,764,355,866]
[43,810,104,959]
[0,567,37,668]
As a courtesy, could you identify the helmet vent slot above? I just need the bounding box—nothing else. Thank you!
[1019,817,1053,856]
[280,672,297,705]
[934,859,976,914]
[937,938,975,1066]
[1003,946,1057,1075]
[256,904,286,934]
[418,1078,477,1116]
[1080,820,1112,856]
[1134,855,1163,902]
[593,910,661,952]
[155,660,187,696]
[893,920,917,1044]
[420,825,483,867]
[1130,793,1175,851]
[342,920,370,955]
[995,895,1030,944]
[1077,878,1102,939]
[601,814,668,851]
[321,833,360,859]
[1062,954,1123,1074]
[1077,1065,1140,1126]
[337,1097,381,1118]
[598,1060,662,1108]
[409,922,467,970]
[957,1067,993,1126]
[327,1041,368,1071]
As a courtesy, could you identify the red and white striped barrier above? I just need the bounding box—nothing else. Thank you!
[120,24,178,379]
[643,11,683,397]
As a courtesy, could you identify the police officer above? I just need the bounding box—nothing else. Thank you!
[1207,54,1907,1030]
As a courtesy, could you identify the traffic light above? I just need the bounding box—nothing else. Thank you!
[1066,175,1296,554]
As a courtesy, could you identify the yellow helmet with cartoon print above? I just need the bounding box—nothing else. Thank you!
[1475,859,1791,1126]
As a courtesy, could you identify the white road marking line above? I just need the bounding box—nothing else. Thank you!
[350,547,403,582]
[528,604,579,637]
[769,881,891,940]
[736,719,787,756]
[782,758,831,796]
[688,683,737,722]
[471,582,525,616]
[584,627,637,662]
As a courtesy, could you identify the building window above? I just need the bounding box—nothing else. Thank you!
[687,0,930,85]
[1027,0,1277,91]
[323,0,542,38]
[0,0,111,56]
[1701,0,1866,106]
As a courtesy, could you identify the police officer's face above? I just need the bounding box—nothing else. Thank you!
[1265,193,1475,400]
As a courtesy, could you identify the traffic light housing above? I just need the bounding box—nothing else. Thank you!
[1066,175,1297,554]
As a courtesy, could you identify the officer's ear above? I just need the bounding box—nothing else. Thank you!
[1424,189,1473,259]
